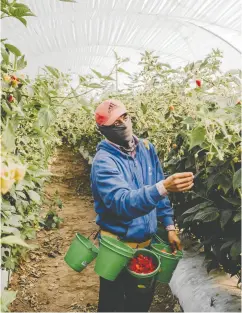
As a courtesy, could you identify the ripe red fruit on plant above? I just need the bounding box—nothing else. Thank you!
[128,254,156,274]
[169,105,175,111]
[7,95,14,102]
[196,80,201,87]
[172,143,177,149]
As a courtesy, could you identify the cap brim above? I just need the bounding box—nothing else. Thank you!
[103,107,127,126]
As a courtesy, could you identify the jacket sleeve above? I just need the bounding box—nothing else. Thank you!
[150,143,174,227]
[94,157,165,220]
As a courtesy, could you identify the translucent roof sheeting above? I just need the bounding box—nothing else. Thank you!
[2,0,242,77]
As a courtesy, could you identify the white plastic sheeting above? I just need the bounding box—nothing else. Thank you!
[2,0,242,77]
[170,252,241,312]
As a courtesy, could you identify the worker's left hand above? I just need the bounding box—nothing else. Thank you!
[167,230,182,252]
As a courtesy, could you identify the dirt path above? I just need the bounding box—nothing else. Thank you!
[9,147,182,312]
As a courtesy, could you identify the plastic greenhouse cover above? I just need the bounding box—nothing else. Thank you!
[1,0,241,79]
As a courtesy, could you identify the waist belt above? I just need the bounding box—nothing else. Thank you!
[100,230,151,249]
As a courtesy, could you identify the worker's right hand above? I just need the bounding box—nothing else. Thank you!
[163,172,194,192]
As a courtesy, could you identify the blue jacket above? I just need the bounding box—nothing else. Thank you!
[91,139,174,242]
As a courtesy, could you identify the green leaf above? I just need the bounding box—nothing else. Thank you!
[13,3,32,10]
[1,47,9,63]
[221,196,241,206]
[45,66,60,78]
[2,120,16,152]
[141,102,147,114]
[7,214,22,227]
[84,83,102,88]
[4,255,17,270]
[12,3,35,16]
[0,235,29,247]
[182,201,213,216]
[1,102,12,115]
[38,108,56,130]
[59,0,77,2]
[233,169,241,190]
[10,7,35,18]
[5,44,21,57]
[1,226,20,235]
[117,67,130,75]
[160,63,171,68]
[32,125,48,138]
[193,207,219,222]
[233,213,241,223]
[218,173,232,194]
[113,50,118,60]
[17,55,27,70]
[91,69,103,78]
[0,290,17,312]
[28,190,41,204]
[189,126,206,149]
[183,215,194,224]
[230,241,241,259]
[102,75,114,81]
[199,59,208,69]
[220,210,232,228]
[79,76,86,83]
[220,240,235,251]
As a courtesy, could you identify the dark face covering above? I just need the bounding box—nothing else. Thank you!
[98,117,136,152]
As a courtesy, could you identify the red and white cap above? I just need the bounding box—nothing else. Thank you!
[95,99,127,126]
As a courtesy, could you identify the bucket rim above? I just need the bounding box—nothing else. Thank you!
[76,232,98,252]
[159,252,180,260]
[100,239,134,258]
[151,245,180,260]
[101,236,134,254]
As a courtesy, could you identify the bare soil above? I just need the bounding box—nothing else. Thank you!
[9,147,182,312]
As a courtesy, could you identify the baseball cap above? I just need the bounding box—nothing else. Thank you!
[95,99,127,126]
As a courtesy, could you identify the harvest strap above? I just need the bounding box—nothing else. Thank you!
[100,230,151,249]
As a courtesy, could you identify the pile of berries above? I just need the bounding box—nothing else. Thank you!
[128,254,156,274]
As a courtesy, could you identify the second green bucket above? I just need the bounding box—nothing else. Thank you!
[95,237,134,281]
[151,243,183,283]
[64,233,99,272]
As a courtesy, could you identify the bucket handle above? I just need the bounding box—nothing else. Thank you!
[87,229,100,252]
[154,234,166,243]
[88,229,99,240]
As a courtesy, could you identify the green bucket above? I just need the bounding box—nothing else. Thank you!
[127,249,160,290]
[95,237,134,281]
[64,233,99,272]
[151,244,183,283]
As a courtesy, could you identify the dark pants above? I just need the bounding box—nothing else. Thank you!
[98,270,156,312]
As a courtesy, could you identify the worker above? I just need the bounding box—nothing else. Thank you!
[91,99,194,312]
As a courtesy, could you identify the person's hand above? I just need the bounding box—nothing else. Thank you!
[168,231,182,252]
[163,172,194,192]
